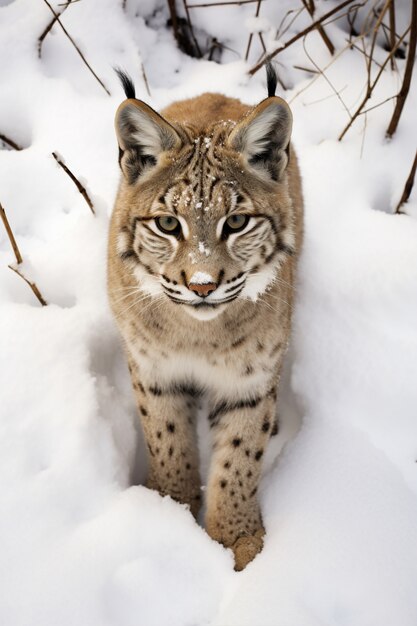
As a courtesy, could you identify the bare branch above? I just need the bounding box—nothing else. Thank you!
[1,203,47,305]
[52,152,95,215]
[303,85,348,106]
[258,31,267,54]
[277,7,305,41]
[182,0,202,57]
[141,63,151,97]
[41,0,111,96]
[288,17,387,106]
[8,265,47,307]
[293,64,320,74]
[167,0,181,46]
[302,37,351,119]
[244,0,262,62]
[301,0,335,55]
[388,0,396,69]
[38,0,70,58]
[290,38,360,104]
[366,0,391,93]
[166,1,201,57]
[249,0,360,76]
[358,94,396,115]
[348,40,383,69]
[187,0,260,7]
[0,134,23,151]
[386,0,417,138]
[0,203,23,264]
[338,24,410,141]
[395,150,417,214]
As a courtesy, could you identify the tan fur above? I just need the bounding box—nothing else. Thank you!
[108,89,303,570]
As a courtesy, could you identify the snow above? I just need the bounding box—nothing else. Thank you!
[244,16,272,34]
[1,1,417,625]
[189,271,215,285]
[198,240,211,256]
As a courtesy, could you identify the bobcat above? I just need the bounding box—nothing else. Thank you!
[108,65,303,570]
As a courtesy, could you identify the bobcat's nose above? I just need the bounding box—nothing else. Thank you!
[188,282,217,298]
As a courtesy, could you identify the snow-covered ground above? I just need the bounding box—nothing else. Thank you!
[1,1,417,624]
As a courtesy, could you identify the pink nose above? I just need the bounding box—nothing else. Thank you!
[188,282,217,297]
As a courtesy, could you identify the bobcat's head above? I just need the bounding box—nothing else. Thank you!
[113,69,295,321]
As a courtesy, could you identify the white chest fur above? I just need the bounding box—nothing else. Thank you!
[129,341,272,401]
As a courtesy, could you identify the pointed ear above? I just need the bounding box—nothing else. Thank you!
[115,99,182,184]
[227,97,292,182]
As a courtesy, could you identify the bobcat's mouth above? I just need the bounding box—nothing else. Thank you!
[163,291,243,308]
[162,289,243,320]
[193,301,219,309]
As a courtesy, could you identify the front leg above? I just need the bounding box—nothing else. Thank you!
[205,392,276,570]
[129,360,201,517]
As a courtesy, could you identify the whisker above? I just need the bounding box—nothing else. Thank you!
[267,293,293,311]
[259,293,293,313]
[112,290,151,305]
[258,297,279,315]
[118,292,162,317]
[140,295,166,316]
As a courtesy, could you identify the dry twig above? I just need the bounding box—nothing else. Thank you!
[0,202,47,306]
[167,0,201,57]
[358,94,396,114]
[293,64,320,74]
[288,16,384,106]
[395,150,417,214]
[303,85,348,106]
[0,203,23,264]
[244,0,262,62]
[0,134,23,151]
[8,265,48,306]
[38,0,70,58]
[366,0,391,89]
[386,0,417,137]
[249,0,359,76]
[182,0,202,57]
[338,24,410,140]
[302,38,351,119]
[187,0,260,7]
[168,0,182,47]
[52,152,95,214]
[388,0,396,69]
[41,0,111,96]
[301,0,335,55]
[277,7,305,41]
[349,40,384,69]
[141,63,151,97]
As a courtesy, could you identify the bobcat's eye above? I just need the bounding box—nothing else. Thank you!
[155,216,181,236]
[222,214,249,238]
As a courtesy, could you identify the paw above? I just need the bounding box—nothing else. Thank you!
[232,528,265,571]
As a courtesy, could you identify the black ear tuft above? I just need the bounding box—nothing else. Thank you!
[114,68,136,99]
[266,62,277,97]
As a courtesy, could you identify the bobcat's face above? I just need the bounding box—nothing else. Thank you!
[115,95,295,321]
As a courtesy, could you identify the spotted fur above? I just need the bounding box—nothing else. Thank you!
[108,70,303,570]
